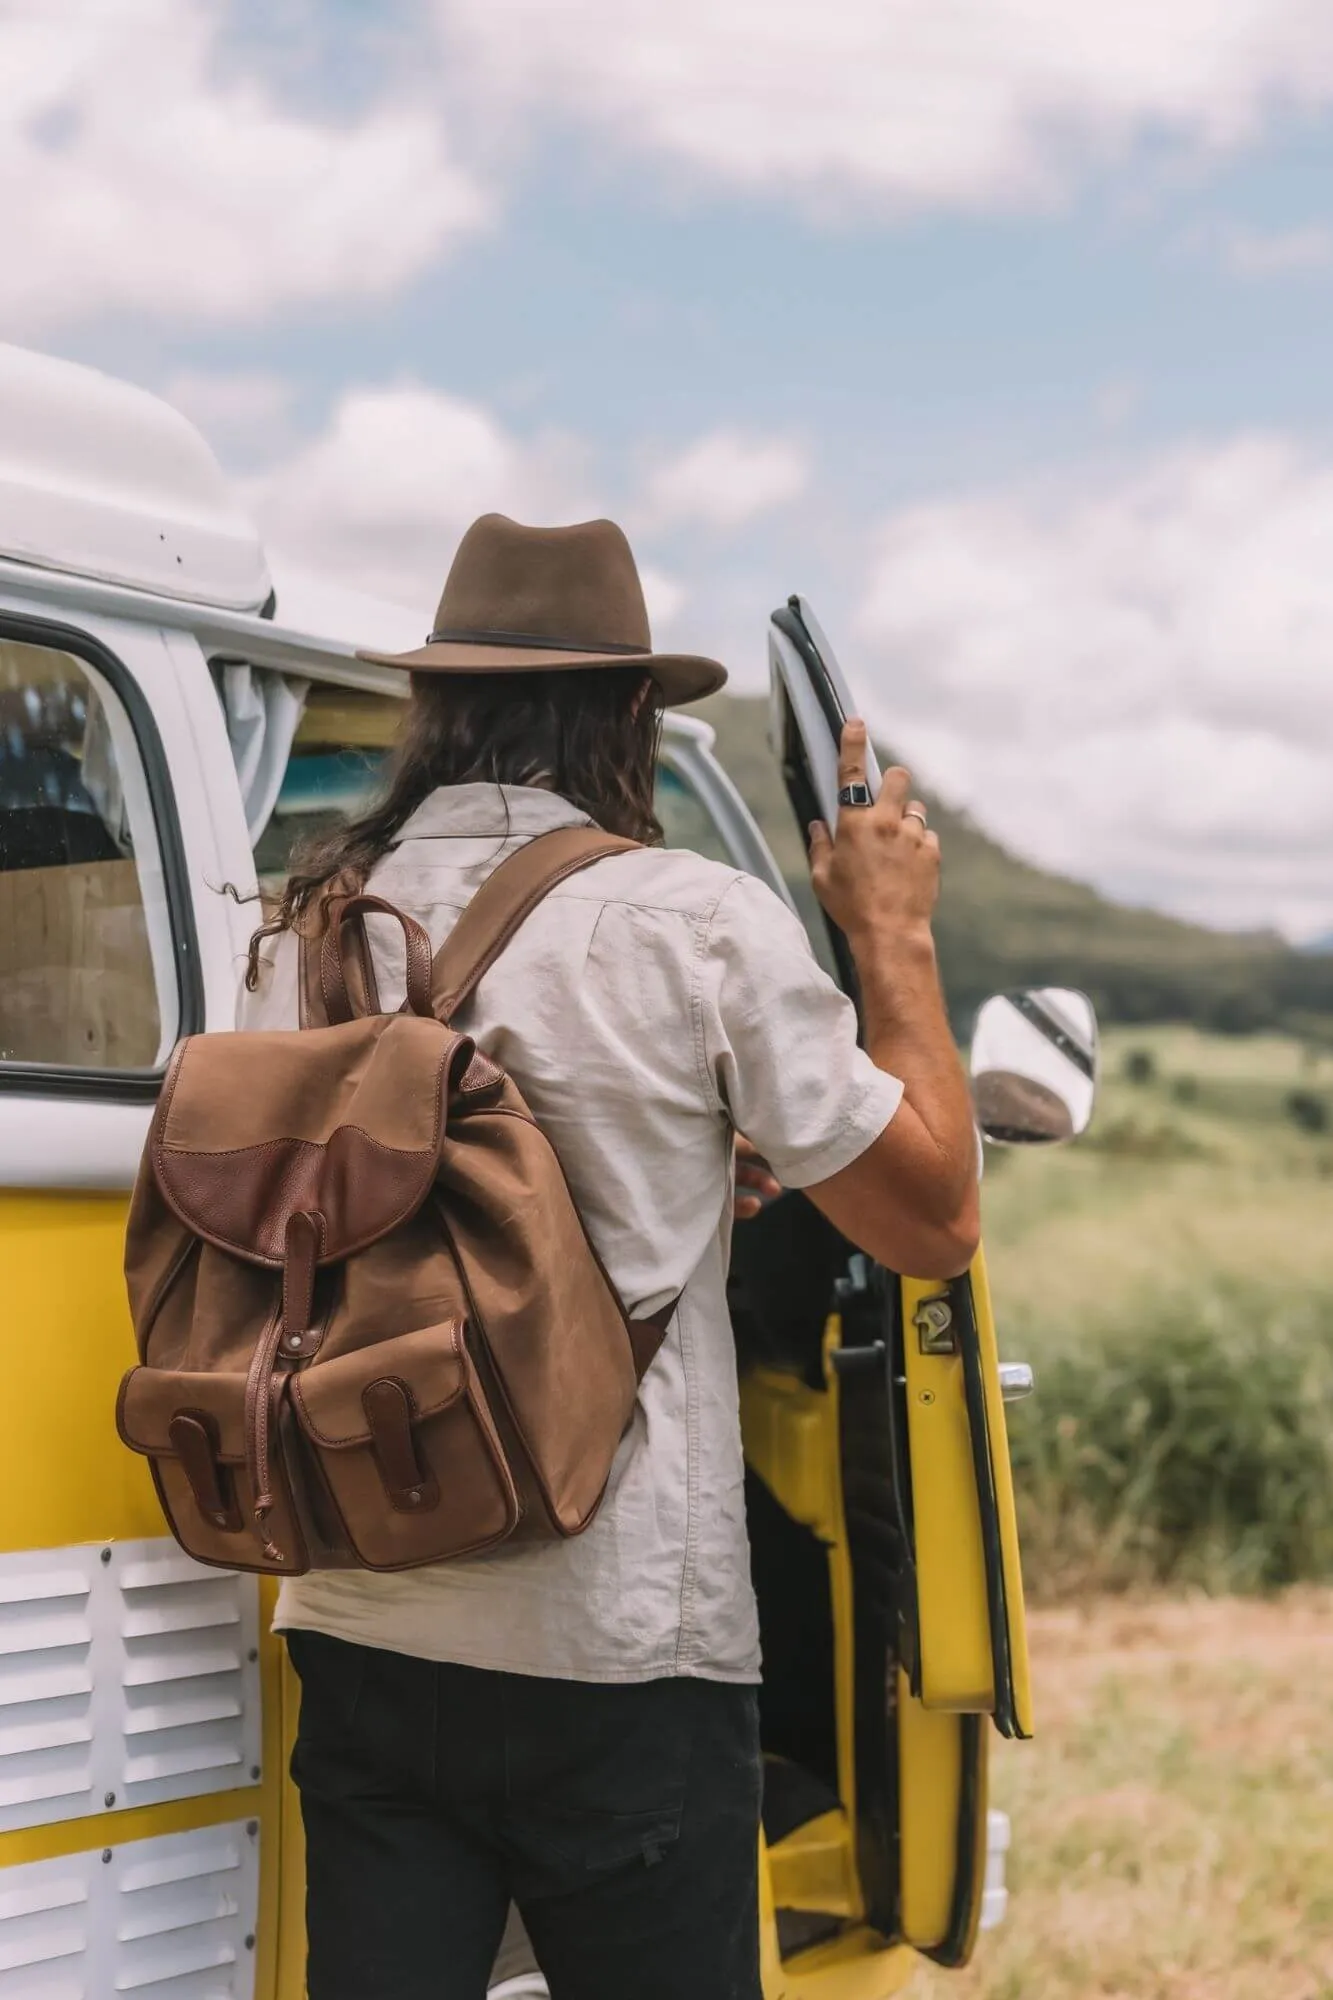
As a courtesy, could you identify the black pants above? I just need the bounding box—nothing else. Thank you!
[287,1630,764,2000]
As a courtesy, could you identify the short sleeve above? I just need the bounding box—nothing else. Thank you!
[699,874,903,1189]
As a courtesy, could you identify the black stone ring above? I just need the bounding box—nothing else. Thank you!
[837,782,874,808]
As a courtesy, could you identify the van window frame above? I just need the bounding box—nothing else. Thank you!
[0,610,202,1102]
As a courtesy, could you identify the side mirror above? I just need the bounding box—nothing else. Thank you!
[970,988,1098,1146]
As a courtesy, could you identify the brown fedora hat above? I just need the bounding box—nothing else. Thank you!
[357,513,726,707]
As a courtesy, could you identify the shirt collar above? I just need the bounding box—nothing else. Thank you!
[393,782,597,843]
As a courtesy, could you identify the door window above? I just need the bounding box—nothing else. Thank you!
[0,637,177,1070]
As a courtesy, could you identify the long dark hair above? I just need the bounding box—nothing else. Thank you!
[246,665,664,987]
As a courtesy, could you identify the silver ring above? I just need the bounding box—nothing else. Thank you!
[903,808,928,828]
[837,782,874,808]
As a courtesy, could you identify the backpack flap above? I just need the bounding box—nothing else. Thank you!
[149,1014,476,1266]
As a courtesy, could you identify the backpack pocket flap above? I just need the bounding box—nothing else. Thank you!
[290,1320,469,1449]
[117,1367,251,1462]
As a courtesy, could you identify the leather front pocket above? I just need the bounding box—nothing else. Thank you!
[290,1322,520,1569]
[117,1366,310,1575]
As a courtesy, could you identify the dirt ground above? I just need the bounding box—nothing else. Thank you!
[913,1592,1333,2000]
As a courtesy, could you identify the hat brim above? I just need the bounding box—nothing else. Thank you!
[354,640,726,707]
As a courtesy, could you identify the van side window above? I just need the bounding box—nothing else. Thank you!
[249,684,398,901]
[0,638,176,1069]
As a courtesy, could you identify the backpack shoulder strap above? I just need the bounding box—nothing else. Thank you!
[430,825,639,1022]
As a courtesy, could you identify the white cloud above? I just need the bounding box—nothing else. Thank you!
[855,436,1333,939]
[643,430,809,531]
[162,369,296,464]
[249,383,600,614]
[1217,224,1333,276]
[1,0,486,335]
[440,0,1333,214]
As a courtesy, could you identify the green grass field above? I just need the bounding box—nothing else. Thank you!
[914,1592,1333,2000]
[908,1029,1333,1996]
[979,1025,1333,1599]
[982,1024,1333,1322]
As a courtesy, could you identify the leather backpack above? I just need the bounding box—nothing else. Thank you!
[117,826,675,1577]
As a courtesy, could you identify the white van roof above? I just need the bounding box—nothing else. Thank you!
[0,343,271,613]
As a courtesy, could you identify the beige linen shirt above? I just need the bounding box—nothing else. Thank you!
[242,783,902,1683]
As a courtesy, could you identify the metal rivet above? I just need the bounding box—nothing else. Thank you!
[101,1849,112,1865]
[250,1765,261,1782]
[406,1489,422,1506]
[213,1512,228,1527]
[286,1334,302,1351]
[104,1791,116,1808]
[99,1547,112,1565]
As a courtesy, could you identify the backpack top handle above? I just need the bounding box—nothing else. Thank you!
[300,827,638,1029]
[317,894,435,1024]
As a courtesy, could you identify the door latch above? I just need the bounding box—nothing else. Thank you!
[913,1296,957,1355]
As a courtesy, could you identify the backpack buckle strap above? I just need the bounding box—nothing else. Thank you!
[168,1412,241,1534]
[281,1209,325,1360]
[361,1378,440,1513]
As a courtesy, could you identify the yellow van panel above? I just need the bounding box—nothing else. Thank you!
[899,1254,1033,1735]
[0,1187,290,1999]
[0,1191,159,1555]
[900,1277,993,1713]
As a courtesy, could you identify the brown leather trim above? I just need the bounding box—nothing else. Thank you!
[429,827,638,1021]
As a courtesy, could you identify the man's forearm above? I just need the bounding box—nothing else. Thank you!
[851,922,978,1224]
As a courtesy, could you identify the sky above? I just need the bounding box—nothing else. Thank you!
[5,0,1333,940]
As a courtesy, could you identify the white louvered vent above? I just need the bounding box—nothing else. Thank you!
[0,1542,260,1834]
[0,1820,258,1998]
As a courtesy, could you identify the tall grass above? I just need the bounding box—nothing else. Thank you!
[1007,1284,1333,1597]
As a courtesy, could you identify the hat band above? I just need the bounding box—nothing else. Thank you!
[427,625,647,655]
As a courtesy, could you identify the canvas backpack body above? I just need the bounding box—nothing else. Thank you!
[117,827,674,1577]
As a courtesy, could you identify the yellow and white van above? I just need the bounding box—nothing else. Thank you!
[0,343,1094,1999]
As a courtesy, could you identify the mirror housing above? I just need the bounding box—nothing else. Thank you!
[970,988,1098,1146]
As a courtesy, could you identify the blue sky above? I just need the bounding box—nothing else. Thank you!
[6,1,1333,937]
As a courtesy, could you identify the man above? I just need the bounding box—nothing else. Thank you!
[244,513,979,1999]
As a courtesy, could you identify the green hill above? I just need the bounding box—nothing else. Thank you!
[690,694,1333,1034]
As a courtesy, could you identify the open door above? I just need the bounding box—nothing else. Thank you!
[760,597,1033,1965]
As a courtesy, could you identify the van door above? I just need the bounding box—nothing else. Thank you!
[767,598,1031,1963]
[0,603,285,1999]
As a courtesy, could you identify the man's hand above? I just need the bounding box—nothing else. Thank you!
[799,718,980,1280]
[734,1136,781,1221]
[807,720,939,949]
